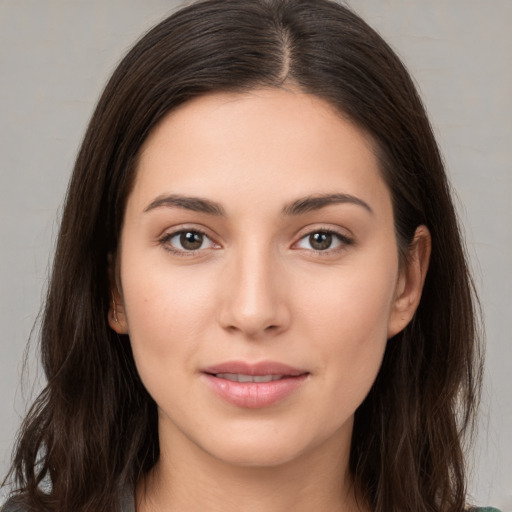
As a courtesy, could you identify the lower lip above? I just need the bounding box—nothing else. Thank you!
[203,374,308,408]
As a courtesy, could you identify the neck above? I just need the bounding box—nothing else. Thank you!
[135,422,366,512]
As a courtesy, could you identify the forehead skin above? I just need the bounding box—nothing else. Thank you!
[131,88,390,226]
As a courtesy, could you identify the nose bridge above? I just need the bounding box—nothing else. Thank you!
[219,236,288,337]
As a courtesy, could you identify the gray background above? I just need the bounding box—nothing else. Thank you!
[1,0,510,508]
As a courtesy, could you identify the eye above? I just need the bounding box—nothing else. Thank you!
[160,229,218,254]
[295,230,352,252]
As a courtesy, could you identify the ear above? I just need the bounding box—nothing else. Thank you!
[387,225,431,338]
[108,254,129,334]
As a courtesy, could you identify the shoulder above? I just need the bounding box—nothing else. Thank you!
[2,488,135,512]
[472,508,503,512]
[1,501,26,512]
[2,491,135,511]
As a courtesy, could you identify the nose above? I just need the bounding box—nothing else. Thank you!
[218,243,290,339]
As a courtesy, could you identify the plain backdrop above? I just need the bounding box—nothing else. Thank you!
[1,0,511,509]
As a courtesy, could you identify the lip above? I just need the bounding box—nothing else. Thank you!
[201,360,309,409]
[202,360,308,376]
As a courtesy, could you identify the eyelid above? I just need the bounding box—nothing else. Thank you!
[157,224,354,257]
[158,225,221,256]
[292,226,354,254]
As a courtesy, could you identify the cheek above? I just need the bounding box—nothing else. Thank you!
[299,274,393,438]
[298,260,397,336]
[295,257,397,385]
[119,258,218,376]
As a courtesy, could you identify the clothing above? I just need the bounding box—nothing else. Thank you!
[121,490,135,512]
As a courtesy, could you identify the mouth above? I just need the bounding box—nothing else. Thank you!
[202,361,309,408]
[202,360,308,377]
[213,373,286,383]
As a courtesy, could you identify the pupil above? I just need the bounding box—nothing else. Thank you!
[310,232,332,250]
[181,231,203,250]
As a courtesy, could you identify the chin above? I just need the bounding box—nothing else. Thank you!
[207,438,307,468]
[196,421,341,470]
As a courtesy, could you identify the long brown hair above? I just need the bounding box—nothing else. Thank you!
[3,1,482,510]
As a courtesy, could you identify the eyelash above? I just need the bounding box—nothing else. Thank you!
[158,227,215,257]
[158,227,354,257]
[295,229,354,255]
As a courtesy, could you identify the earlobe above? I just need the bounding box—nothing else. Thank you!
[108,291,129,334]
[107,254,129,334]
[387,225,431,338]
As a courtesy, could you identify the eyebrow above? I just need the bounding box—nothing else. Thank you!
[144,195,226,215]
[144,193,373,216]
[281,193,373,216]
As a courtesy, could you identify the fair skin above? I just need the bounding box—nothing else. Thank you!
[109,88,430,512]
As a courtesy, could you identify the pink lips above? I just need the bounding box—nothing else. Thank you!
[202,361,309,409]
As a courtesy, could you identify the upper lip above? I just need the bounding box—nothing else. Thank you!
[202,361,309,377]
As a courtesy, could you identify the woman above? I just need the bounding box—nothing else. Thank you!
[1,0,498,511]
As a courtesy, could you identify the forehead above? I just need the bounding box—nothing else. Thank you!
[130,88,391,218]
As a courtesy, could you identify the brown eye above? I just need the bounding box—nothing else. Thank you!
[180,231,204,250]
[295,230,352,253]
[308,232,333,251]
[161,229,217,254]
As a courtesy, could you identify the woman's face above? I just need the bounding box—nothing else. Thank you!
[111,88,426,468]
